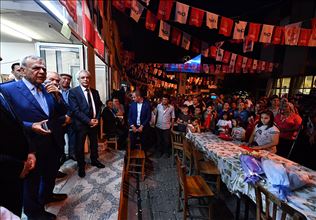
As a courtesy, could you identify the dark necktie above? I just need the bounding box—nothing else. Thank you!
[85,88,93,118]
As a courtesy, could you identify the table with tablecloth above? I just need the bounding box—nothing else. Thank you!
[186,132,316,220]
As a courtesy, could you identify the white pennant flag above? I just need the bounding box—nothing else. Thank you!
[284,22,301,45]
[259,24,274,43]
[201,42,209,57]
[181,32,191,50]
[130,1,145,22]
[216,48,224,61]
[206,12,218,29]
[175,2,189,24]
[233,21,247,40]
[229,53,237,72]
[159,20,170,40]
[242,57,248,69]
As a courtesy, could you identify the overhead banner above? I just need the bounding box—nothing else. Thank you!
[259,24,274,43]
[174,2,189,24]
[156,0,174,20]
[233,21,247,40]
[189,7,204,27]
[219,16,234,37]
[272,26,284,45]
[145,10,158,31]
[206,12,218,29]
[130,0,144,22]
[181,32,191,50]
[247,23,261,42]
[284,22,301,45]
[158,20,170,40]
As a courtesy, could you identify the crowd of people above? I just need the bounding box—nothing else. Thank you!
[1,55,316,220]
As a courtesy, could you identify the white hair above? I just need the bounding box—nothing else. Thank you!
[76,69,91,80]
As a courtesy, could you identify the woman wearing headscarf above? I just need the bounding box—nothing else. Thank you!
[274,101,302,158]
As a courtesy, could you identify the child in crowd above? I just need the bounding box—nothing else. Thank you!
[203,105,217,132]
[248,110,280,153]
[231,118,246,141]
[187,118,201,133]
[177,105,193,132]
[216,112,232,134]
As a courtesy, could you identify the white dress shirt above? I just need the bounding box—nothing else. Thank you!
[136,102,143,126]
[80,85,96,118]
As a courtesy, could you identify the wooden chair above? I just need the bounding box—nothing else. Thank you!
[176,156,214,220]
[171,130,184,164]
[183,138,193,175]
[255,183,307,220]
[105,135,118,150]
[126,137,145,181]
[192,148,221,194]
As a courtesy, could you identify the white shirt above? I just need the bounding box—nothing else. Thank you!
[156,103,175,130]
[80,85,96,118]
[254,124,279,153]
[216,119,232,132]
[136,102,143,126]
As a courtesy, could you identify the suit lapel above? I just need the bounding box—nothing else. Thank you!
[17,81,47,116]
[42,86,54,116]
[78,86,89,108]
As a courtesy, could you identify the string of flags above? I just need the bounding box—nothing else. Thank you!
[113,0,279,74]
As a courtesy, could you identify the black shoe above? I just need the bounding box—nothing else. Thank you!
[45,193,68,204]
[78,167,86,178]
[91,160,105,168]
[56,171,67,179]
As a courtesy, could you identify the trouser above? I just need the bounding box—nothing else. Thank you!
[129,126,149,150]
[156,127,171,155]
[0,179,23,217]
[23,140,59,217]
[66,123,76,157]
[76,127,99,168]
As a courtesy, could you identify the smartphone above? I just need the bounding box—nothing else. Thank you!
[211,95,217,99]
[41,121,49,131]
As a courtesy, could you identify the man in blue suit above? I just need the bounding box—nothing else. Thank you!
[68,70,104,178]
[128,90,151,150]
[0,55,68,220]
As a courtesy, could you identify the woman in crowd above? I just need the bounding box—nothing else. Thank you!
[248,110,280,153]
[231,118,246,141]
[216,112,232,134]
[274,101,302,158]
[269,95,280,117]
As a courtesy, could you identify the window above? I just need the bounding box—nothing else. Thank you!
[297,75,315,95]
[272,77,291,97]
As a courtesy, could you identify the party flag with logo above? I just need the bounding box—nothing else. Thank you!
[189,7,204,27]
[284,22,301,45]
[181,32,191,50]
[247,23,261,42]
[157,0,174,20]
[206,12,218,29]
[272,26,284,45]
[219,16,234,37]
[233,21,247,40]
[159,20,170,40]
[130,0,144,22]
[222,51,231,63]
[216,48,224,61]
[175,2,189,24]
[259,24,274,43]
[298,28,311,46]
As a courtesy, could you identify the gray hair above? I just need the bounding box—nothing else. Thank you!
[21,55,45,67]
[76,69,91,80]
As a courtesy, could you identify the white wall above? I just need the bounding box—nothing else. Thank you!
[0,42,36,74]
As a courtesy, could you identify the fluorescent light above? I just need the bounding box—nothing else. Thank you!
[1,18,43,40]
[0,23,32,41]
[40,0,68,24]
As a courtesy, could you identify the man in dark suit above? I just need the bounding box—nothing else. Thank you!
[0,89,35,217]
[128,90,151,149]
[68,70,104,178]
[0,55,68,220]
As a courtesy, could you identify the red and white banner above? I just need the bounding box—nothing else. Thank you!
[206,12,218,29]
[308,18,316,46]
[215,65,221,74]
[171,28,182,45]
[219,16,234,37]
[259,24,274,43]
[181,32,191,50]
[59,0,77,22]
[298,29,311,46]
[235,55,243,70]
[242,57,248,69]
[252,59,258,70]
[243,36,254,53]
[201,42,209,57]
[222,51,231,63]
[210,46,217,58]
[158,20,170,40]
[94,32,104,58]
[233,21,247,40]
[284,22,301,45]
[247,23,261,42]
[272,26,284,45]
[175,2,189,24]
[189,7,204,27]
[228,53,237,72]
[216,48,224,61]
[130,0,144,22]
[82,0,95,45]
[246,58,253,70]
[145,10,158,31]
[156,0,174,20]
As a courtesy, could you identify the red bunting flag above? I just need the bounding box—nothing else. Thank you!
[233,21,247,40]
[235,55,243,69]
[181,32,191,50]
[216,48,224,61]
[210,46,217,58]
[298,29,311,46]
[222,51,231,63]
[59,0,77,22]
[112,0,125,12]
[242,57,248,69]
[130,0,145,22]
[259,24,274,43]
[252,59,258,70]
[215,65,221,74]
[189,7,205,27]
[219,16,234,37]
[229,53,237,72]
[246,58,253,70]
[171,28,182,46]
[222,65,229,73]
[206,12,218,29]
[191,38,201,53]
[272,26,284,45]
[145,10,158,31]
[158,20,170,40]
[82,0,95,45]
[247,23,261,42]
[175,2,189,24]
[94,32,104,58]
[157,0,174,20]
[243,36,254,53]
[285,22,301,45]
[309,18,316,46]
[209,64,215,73]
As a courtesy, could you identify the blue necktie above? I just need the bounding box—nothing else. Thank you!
[33,85,49,116]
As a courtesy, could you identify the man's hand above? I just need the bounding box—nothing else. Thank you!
[45,83,59,94]
[137,126,143,133]
[132,125,137,133]
[62,115,72,126]
[20,153,36,178]
[31,120,51,135]
[89,119,99,128]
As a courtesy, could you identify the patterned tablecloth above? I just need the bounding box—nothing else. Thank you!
[186,132,316,220]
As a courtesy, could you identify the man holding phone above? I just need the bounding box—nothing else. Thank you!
[68,70,104,178]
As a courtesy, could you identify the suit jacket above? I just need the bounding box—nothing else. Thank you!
[101,107,119,134]
[0,90,29,179]
[68,86,103,129]
[128,100,151,128]
[0,80,67,153]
